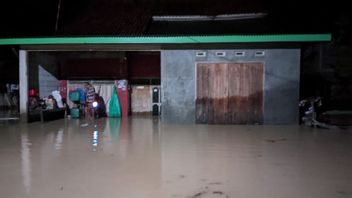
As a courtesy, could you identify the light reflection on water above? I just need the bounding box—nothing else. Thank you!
[20,132,31,193]
[109,118,121,140]
[54,128,64,150]
[92,130,99,151]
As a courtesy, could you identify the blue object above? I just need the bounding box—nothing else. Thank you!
[77,88,86,104]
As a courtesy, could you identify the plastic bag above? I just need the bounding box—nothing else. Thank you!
[108,86,121,117]
[52,90,63,108]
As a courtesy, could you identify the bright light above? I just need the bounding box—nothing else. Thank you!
[92,101,98,108]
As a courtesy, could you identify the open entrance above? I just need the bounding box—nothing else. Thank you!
[196,62,264,124]
[27,51,160,122]
[128,52,161,116]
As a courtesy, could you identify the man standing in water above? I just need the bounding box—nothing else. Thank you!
[83,82,96,123]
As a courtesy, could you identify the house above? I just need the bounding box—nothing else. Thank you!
[0,1,331,124]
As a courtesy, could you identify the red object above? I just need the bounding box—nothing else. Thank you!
[115,80,129,118]
[29,89,38,97]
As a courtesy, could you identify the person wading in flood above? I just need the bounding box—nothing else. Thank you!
[82,82,96,126]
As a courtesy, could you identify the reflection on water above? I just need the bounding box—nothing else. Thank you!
[92,130,99,151]
[109,118,121,140]
[54,128,64,150]
[2,117,350,198]
[20,132,31,193]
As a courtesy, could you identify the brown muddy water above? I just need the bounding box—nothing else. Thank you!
[0,117,351,198]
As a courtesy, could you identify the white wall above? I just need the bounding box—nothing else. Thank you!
[38,65,59,98]
[19,50,28,115]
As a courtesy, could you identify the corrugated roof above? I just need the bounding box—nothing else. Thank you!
[152,13,267,21]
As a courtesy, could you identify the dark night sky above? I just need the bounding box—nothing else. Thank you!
[0,0,350,37]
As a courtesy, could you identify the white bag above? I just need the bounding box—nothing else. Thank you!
[52,90,64,108]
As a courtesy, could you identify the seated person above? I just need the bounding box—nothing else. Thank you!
[28,96,41,111]
[46,95,58,110]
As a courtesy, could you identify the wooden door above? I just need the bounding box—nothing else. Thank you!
[196,63,263,124]
[131,85,152,114]
[227,63,263,124]
[195,63,209,123]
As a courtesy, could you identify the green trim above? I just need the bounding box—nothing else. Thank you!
[0,34,331,45]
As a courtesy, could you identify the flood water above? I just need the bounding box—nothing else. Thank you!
[0,117,351,198]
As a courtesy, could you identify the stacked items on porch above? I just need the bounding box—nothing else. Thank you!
[69,88,86,118]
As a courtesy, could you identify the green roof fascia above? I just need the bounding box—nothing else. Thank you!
[0,34,331,45]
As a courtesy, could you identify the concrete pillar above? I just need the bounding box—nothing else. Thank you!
[19,50,28,118]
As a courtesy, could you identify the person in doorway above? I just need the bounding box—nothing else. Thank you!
[61,98,71,117]
[83,82,96,120]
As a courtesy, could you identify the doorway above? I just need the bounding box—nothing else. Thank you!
[196,63,264,124]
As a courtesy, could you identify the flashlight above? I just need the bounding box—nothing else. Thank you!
[92,101,98,108]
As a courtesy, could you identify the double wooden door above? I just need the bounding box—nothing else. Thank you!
[196,63,263,124]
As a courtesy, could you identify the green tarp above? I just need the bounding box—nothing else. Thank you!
[109,86,121,117]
